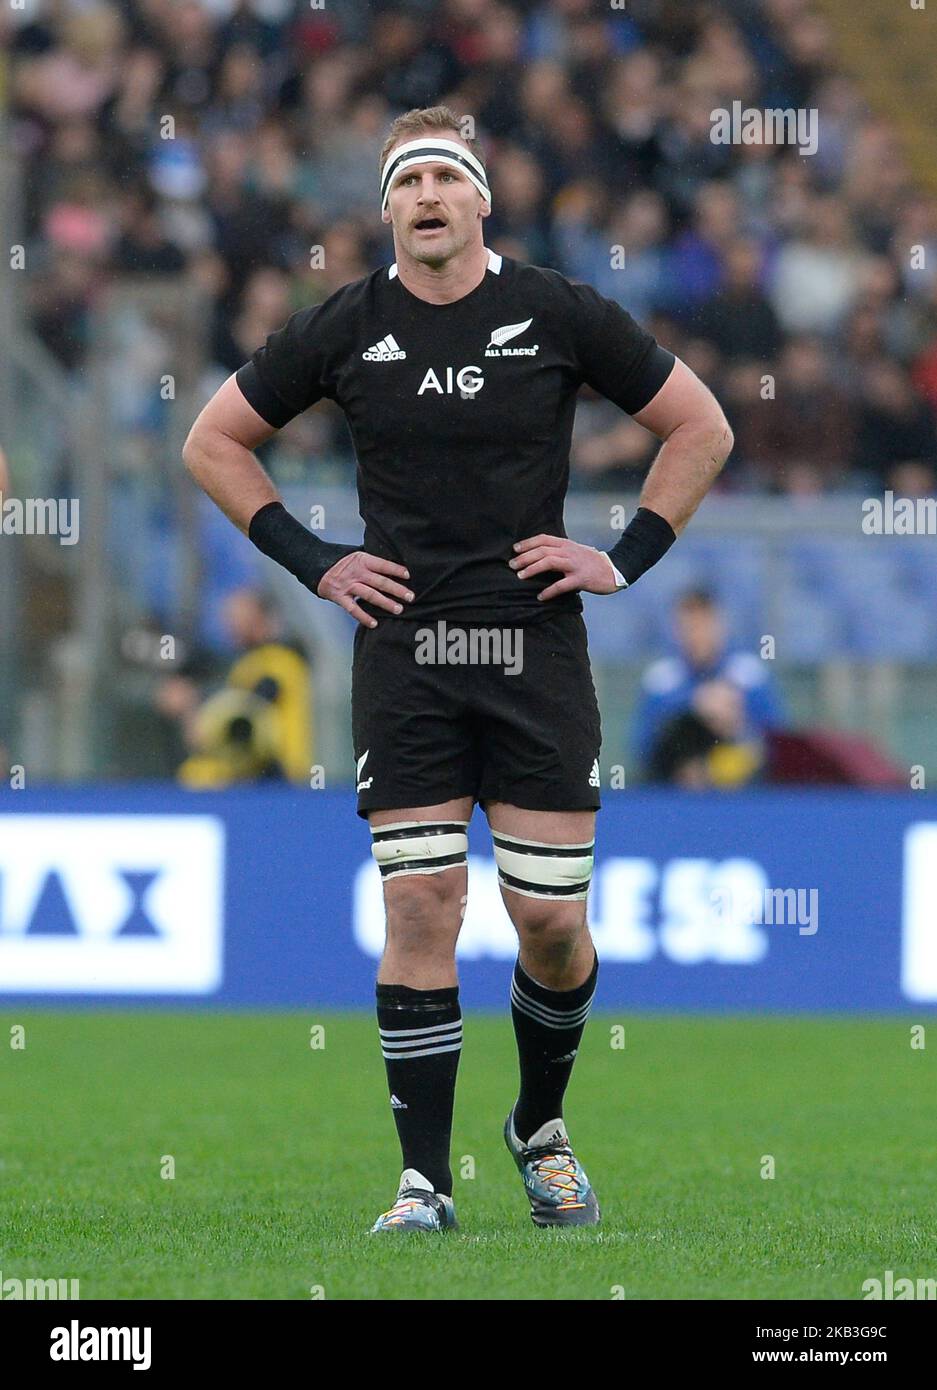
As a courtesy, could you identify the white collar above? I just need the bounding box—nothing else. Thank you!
[388,247,502,279]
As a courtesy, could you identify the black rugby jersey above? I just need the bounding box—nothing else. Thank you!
[236,248,675,621]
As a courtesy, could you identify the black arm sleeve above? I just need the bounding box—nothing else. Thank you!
[606,506,677,587]
[248,502,362,598]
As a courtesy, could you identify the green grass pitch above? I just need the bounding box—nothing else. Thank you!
[1,1011,933,1300]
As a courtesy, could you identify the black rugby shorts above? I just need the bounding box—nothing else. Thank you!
[351,609,602,819]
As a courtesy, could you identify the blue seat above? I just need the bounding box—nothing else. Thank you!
[582,589,653,660]
[775,584,847,662]
[843,589,933,662]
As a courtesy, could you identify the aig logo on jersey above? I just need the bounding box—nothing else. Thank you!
[417,365,485,397]
[0,815,224,994]
[485,318,539,357]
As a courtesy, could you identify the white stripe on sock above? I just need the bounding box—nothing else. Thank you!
[510,980,593,1028]
[380,1041,463,1061]
[379,1019,462,1041]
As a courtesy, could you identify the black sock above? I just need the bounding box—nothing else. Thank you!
[510,952,598,1145]
[376,982,462,1196]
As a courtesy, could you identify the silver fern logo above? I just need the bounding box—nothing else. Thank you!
[485,318,539,357]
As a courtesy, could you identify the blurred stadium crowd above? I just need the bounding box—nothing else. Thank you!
[3,0,934,787]
[6,0,937,499]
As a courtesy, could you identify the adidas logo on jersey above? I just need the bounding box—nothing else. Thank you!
[363,334,406,361]
[485,317,539,357]
[390,1094,408,1110]
[589,758,600,789]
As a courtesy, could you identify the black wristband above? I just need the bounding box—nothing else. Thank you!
[248,501,361,597]
[605,506,677,588]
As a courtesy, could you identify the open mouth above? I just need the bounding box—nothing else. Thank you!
[414,218,447,232]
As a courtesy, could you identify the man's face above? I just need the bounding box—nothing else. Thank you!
[381,132,489,266]
[676,602,725,668]
[223,591,271,649]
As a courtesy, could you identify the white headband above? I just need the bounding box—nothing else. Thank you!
[380,136,491,213]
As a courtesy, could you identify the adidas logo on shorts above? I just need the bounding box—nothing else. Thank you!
[589,758,600,789]
[362,334,406,361]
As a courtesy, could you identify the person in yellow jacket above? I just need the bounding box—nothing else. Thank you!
[170,588,312,788]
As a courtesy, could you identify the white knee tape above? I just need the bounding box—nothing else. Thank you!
[492,831,594,901]
[370,820,469,880]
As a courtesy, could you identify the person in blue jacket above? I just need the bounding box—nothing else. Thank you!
[632,588,787,781]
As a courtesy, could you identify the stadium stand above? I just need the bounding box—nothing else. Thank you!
[2,0,935,780]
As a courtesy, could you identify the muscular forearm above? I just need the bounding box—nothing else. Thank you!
[182,426,278,535]
[183,419,364,601]
[637,419,733,536]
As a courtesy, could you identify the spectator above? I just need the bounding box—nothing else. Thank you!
[485,143,553,266]
[108,184,187,275]
[728,336,857,491]
[209,265,293,375]
[695,237,783,362]
[632,589,786,778]
[4,0,936,505]
[155,587,313,787]
[768,195,865,336]
[854,358,937,484]
[668,181,742,314]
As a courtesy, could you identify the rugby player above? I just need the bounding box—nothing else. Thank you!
[183,106,733,1233]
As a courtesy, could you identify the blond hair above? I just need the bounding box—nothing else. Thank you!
[379,106,485,180]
